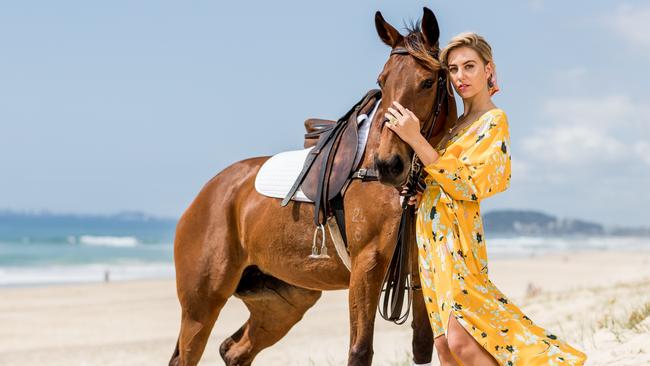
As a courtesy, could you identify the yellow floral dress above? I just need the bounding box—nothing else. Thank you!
[416,109,587,365]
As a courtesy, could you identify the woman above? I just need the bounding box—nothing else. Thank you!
[384,32,587,366]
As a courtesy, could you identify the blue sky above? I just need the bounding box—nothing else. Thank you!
[0,1,647,226]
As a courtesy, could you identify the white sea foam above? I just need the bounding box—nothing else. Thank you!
[0,263,174,287]
[1,236,648,286]
[487,235,650,258]
[78,235,139,247]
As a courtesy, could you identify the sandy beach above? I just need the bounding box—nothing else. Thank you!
[1,249,649,366]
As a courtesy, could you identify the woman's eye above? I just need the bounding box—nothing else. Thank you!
[376,80,382,88]
[466,64,474,69]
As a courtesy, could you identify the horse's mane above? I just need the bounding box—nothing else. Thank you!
[402,20,442,71]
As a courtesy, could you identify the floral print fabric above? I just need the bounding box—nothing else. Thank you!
[415,109,587,365]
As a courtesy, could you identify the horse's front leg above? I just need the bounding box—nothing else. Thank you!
[347,243,390,366]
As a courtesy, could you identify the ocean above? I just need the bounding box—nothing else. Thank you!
[1,211,648,287]
[0,212,176,287]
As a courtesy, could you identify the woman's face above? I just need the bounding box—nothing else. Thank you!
[446,46,492,99]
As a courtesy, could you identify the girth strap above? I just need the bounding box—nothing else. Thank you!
[330,193,347,245]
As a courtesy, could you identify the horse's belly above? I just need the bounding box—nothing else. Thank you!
[242,198,351,291]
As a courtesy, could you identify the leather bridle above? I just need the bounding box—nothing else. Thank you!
[377,45,449,325]
[352,46,447,184]
[386,46,448,196]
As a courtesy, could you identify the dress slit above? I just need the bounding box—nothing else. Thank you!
[444,304,504,365]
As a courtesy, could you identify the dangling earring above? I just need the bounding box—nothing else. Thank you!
[487,74,494,89]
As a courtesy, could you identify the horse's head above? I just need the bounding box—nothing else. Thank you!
[372,7,455,187]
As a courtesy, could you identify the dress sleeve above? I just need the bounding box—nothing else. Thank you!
[423,110,511,202]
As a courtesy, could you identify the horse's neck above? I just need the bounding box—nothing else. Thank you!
[429,94,459,150]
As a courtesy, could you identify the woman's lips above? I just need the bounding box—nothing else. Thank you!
[458,84,469,91]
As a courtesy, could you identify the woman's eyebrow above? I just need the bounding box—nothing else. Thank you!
[449,60,476,67]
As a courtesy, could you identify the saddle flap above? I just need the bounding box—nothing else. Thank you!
[281,88,381,217]
[302,119,358,202]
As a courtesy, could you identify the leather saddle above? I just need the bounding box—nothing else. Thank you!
[281,89,381,231]
[304,119,336,148]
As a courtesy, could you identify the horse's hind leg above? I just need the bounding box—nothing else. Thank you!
[169,296,227,366]
[219,266,322,366]
[169,240,245,366]
[170,269,243,366]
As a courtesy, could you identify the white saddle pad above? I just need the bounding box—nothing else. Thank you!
[255,147,315,202]
[255,98,381,203]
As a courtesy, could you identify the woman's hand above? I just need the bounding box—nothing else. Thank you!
[384,101,423,146]
[401,186,422,209]
[386,100,441,167]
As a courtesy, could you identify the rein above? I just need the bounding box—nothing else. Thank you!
[377,46,448,324]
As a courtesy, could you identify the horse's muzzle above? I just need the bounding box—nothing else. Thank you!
[374,154,406,186]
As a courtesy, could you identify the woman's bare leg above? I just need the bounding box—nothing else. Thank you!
[434,334,461,366]
[446,315,499,366]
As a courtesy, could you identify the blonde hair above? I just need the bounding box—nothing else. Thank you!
[439,32,496,95]
[440,32,494,69]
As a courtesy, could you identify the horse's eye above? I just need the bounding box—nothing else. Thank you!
[422,79,435,89]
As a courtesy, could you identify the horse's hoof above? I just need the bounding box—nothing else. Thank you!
[219,337,234,360]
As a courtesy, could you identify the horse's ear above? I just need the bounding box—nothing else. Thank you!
[375,11,403,48]
[421,7,440,49]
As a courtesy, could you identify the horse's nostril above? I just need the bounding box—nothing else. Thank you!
[375,160,389,176]
[389,155,404,175]
[375,155,405,178]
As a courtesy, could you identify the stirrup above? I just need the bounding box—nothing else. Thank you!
[309,224,330,259]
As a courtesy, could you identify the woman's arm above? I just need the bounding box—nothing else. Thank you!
[422,112,511,201]
[409,133,441,166]
[386,101,511,202]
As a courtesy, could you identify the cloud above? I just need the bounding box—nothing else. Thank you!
[542,95,642,130]
[522,124,626,164]
[510,157,533,182]
[521,94,650,166]
[606,3,650,49]
[550,67,588,90]
[634,141,650,166]
[528,0,544,12]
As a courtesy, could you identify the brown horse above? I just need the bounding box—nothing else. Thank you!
[169,7,457,366]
